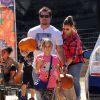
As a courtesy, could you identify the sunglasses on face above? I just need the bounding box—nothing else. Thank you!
[39,14,50,18]
[63,28,70,31]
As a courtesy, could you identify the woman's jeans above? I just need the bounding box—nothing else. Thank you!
[68,63,83,98]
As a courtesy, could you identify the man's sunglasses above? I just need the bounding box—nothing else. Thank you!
[39,15,50,18]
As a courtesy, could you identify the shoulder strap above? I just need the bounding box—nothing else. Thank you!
[47,56,53,83]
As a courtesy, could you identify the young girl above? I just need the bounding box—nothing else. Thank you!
[34,38,61,100]
[62,16,84,100]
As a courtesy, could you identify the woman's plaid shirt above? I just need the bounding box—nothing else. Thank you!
[62,32,84,64]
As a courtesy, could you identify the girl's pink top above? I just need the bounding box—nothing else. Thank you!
[35,53,59,89]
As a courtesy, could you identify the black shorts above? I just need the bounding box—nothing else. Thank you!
[4,73,10,83]
[22,72,34,88]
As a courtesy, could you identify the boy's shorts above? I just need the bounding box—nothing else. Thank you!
[22,72,34,89]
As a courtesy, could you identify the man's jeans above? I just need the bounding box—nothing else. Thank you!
[68,63,83,99]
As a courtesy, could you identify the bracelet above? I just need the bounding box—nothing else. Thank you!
[63,63,68,68]
[63,64,67,67]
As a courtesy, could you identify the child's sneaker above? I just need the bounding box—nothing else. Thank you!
[20,96,26,100]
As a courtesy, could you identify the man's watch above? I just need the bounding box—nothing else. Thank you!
[63,63,69,68]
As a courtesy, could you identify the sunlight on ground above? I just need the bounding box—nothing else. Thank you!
[81,77,86,100]
[5,95,18,100]
[4,77,86,100]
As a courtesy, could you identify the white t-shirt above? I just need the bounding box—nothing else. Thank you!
[27,25,63,56]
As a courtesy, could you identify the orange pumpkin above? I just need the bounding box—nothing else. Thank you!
[13,72,22,84]
[13,63,23,84]
[18,37,37,52]
[60,74,74,89]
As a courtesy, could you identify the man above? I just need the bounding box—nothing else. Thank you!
[27,6,65,65]
[27,6,66,100]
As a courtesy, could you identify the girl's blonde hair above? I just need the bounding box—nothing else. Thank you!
[40,38,53,49]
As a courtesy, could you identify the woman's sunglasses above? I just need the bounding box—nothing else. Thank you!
[63,28,70,31]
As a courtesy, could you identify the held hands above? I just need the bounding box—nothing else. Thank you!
[62,58,72,74]
[62,63,68,74]
[56,59,73,90]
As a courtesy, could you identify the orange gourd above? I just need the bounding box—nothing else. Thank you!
[60,74,74,89]
[18,37,37,52]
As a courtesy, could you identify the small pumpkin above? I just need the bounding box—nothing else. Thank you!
[60,74,74,89]
[18,37,37,52]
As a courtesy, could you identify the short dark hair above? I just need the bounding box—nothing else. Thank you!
[2,46,13,54]
[63,16,75,26]
[39,6,52,16]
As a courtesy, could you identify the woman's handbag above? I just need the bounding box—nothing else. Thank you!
[34,56,53,91]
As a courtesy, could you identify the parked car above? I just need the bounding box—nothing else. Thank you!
[85,35,100,100]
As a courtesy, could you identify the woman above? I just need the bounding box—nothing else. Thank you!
[62,16,84,100]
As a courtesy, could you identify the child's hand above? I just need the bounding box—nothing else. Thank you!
[36,58,43,67]
[35,58,43,73]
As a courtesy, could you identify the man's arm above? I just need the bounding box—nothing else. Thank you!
[27,28,34,38]
[56,45,66,65]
